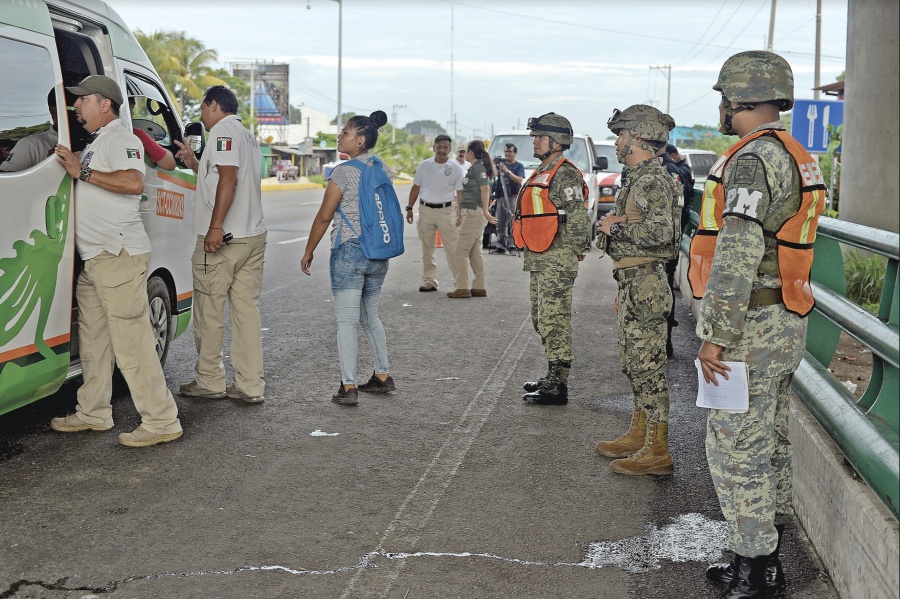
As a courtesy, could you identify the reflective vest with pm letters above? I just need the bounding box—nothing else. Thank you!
[687,129,826,317]
[513,157,588,253]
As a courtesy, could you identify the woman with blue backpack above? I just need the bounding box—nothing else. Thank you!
[301,110,403,406]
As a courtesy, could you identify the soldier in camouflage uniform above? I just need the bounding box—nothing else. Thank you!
[693,51,821,598]
[519,113,591,405]
[595,105,681,475]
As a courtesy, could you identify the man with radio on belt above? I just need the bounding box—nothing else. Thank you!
[51,75,183,447]
[596,104,681,475]
[407,134,465,294]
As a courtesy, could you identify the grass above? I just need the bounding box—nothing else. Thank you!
[845,250,887,314]
[308,175,325,186]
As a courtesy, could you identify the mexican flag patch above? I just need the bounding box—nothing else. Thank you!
[217,137,232,151]
[126,148,141,159]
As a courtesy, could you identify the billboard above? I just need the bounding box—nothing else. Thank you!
[231,62,289,126]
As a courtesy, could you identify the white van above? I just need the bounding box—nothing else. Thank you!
[0,1,198,415]
[489,131,604,238]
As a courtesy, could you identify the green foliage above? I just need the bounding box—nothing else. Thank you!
[845,250,886,313]
[330,112,357,126]
[0,122,51,141]
[313,132,336,146]
[307,175,325,186]
[404,119,446,137]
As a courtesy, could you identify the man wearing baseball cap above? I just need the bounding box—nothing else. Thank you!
[52,75,183,448]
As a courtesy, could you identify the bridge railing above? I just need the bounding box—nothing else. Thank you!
[682,192,899,520]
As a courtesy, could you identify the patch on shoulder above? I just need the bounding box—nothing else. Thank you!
[733,157,759,184]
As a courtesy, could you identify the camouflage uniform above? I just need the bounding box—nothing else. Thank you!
[524,155,591,367]
[699,120,805,558]
[606,157,681,424]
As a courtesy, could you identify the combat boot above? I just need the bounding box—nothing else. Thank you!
[595,410,646,457]
[609,421,673,475]
[523,361,569,405]
[717,554,769,599]
[523,363,551,393]
[707,524,786,591]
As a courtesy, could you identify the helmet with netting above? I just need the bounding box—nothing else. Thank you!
[606,104,675,143]
[527,112,573,145]
[713,50,794,110]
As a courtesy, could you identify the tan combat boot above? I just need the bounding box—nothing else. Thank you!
[595,410,646,457]
[609,421,673,476]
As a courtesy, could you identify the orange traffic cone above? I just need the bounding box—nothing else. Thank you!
[435,230,443,248]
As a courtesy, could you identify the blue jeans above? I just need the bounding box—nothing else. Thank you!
[330,240,390,385]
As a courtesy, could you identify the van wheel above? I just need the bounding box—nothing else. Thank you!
[147,276,173,366]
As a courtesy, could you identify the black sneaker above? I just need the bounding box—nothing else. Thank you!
[331,384,359,406]
[359,372,396,394]
[494,247,507,255]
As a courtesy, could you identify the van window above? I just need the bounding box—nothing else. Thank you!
[0,37,56,162]
[126,73,181,148]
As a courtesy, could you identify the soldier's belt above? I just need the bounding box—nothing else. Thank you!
[612,261,663,282]
[748,287,784,309]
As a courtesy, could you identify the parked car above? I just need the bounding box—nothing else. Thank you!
[678,149,718,184]
[488,131,604,239]
[269,159,299,180]
[323,152,351,180]
[593,140,624,219]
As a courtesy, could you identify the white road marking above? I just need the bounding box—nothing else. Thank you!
[277,236,309,245]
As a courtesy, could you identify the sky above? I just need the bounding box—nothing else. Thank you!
[113,0,848,143]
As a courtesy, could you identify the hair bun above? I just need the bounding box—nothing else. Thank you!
[369,110,388,128]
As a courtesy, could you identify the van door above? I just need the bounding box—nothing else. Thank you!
[0,7,74,415]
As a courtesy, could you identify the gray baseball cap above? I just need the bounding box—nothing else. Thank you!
[66,75,124,105]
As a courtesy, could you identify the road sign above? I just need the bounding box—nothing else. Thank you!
[790,99,844,153]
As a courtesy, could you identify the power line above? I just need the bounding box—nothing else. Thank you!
[675,0,730,66]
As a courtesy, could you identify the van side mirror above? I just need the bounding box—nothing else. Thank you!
[183,122,205,160]
[593,155,608,172]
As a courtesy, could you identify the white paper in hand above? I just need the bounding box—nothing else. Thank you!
[695,360,749,413]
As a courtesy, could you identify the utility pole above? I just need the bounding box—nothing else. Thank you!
[767,0,777,51]
[250,60,256,137]
[450,2,456,142]
[814,0,822,99]
[649,65,672,114]
[391,104,406,144]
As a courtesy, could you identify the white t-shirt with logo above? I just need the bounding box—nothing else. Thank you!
[413,157,464,203]
[193,114,265,238]
[75,119,150,260]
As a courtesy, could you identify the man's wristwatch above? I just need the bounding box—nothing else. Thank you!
[609,222,623,238]
[406,206,413,212]
[78,165,93,182]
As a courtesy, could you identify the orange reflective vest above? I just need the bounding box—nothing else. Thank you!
[688,129,825,317]
[513,157,588,252]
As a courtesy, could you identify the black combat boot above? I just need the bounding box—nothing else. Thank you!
[523,364,551,393]
[523,361,569,405]
[707,524,785,590]
[716,554,769,599]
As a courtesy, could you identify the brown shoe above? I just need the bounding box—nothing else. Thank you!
[358,372,396,393]
[595,410,646,457]
[609,422,673,476]
[470,289,487,297]
[447,289,471,298]
[332,384,359,406]
[50,413,113,432]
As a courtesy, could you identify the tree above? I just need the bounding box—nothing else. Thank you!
[404,119,446,137]
[330,112,357,126]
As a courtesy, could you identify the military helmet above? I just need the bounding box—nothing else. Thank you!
[527,112,574,145]
[713,50,794,110]
[606,104,675,143]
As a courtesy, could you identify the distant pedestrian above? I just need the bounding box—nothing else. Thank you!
[451,140,498,298]
[493,142,525,254]
[691,51,824,599]
[51,75,182,447]
[301,111,397,406]
[658,142,692,357]
[596,104,680,476]
[516,113,591,405]
[406,134,465,293]
[174,85,267,404]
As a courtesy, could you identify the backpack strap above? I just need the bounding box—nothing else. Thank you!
[333,205,360,249]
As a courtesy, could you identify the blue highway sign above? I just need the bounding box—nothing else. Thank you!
[790,99,844,153]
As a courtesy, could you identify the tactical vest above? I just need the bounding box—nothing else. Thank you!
[688,129,826,317]
[513,157,588,253]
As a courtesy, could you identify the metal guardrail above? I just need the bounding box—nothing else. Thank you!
[684,199,900,519]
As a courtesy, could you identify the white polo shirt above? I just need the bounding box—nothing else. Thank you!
[75,119,149,260]
[413,157,464,204]
[193,115,265,238]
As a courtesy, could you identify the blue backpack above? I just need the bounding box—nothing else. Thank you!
[335,156,405,260]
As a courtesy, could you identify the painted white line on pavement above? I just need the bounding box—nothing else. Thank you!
[339,314,536,599]
[277,236,309,245]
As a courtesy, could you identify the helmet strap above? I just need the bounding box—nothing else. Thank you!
[720,96,749,136]
[536,139,562,160]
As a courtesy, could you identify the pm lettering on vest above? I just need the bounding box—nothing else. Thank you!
[725,187,763,218]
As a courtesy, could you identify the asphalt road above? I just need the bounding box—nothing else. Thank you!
[0,186,838,599]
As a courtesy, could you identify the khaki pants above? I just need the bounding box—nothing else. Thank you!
[454,207,487,290]
[76,250,181,434]
[191,232,266,396]
[416,204,461,289]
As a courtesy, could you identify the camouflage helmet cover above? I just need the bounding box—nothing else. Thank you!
[527,112,574,145]
[713,50,794,110]
[606,104,675,143]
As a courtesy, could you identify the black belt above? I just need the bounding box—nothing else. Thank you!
[748,288,784,309]
[613,261,663,282]
[420,200,453,208]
